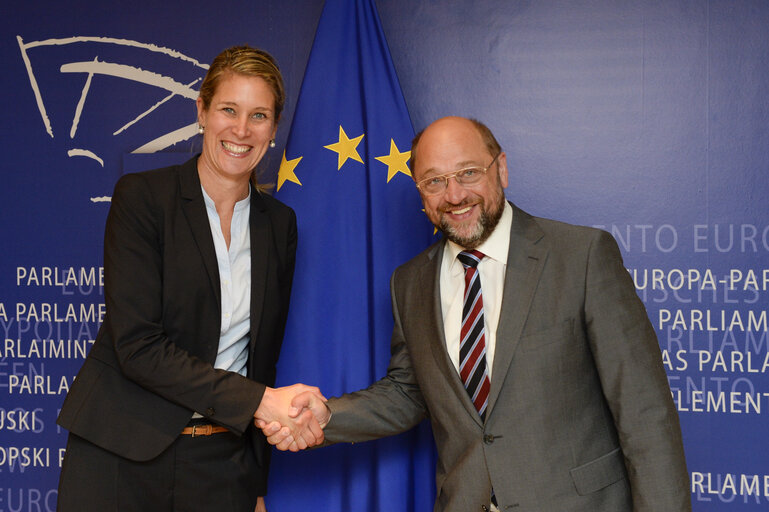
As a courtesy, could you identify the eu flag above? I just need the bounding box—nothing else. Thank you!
[269,0,437,509]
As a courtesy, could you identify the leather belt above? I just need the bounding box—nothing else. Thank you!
[180,424,229,437]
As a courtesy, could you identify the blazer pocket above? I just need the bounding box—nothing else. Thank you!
[519,318,575,351]
[569,447,628,495]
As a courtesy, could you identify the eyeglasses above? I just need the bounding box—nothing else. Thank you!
[415,153,500,196]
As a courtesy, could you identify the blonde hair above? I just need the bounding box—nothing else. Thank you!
[199,45,285,120]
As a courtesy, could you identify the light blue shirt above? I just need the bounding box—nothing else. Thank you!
[202,186,251,377]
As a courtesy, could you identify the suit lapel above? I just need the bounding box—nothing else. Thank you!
[486,204,547,416]
[179,158,221,310]
[422,240,490,427]
[248,189,271,354]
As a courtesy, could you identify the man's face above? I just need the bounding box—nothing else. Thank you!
[412,117,508,249]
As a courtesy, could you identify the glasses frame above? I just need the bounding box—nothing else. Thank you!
[415,152,501,196]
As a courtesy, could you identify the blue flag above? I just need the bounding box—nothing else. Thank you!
[269,0,437,509]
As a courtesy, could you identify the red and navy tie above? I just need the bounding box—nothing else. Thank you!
[458,250,491,420]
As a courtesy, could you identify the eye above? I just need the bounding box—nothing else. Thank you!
[222,107,235,115]
[251,112,267,120]
[427,177,444,186]
[460,168,478,178]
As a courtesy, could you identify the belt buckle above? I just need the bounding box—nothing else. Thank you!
[190,424,211,437]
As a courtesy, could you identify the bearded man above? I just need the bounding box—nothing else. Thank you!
[264,116,690,512]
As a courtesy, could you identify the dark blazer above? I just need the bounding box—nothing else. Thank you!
[57,156,297,494]
[324,203,690,511]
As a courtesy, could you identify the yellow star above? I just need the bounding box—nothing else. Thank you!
[375,139,411,182]
[324,125,364,170]
[277,150,303,191]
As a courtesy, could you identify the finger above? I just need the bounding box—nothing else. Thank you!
[293,423,310,450]
[266,426,291,446]
[275,434,295,451]
[297,409,322,442]
[288,392,314,417]
[261,421,283,436]
[288,413,315,450]
[270,425,291,440]
[306,416,324,444]
[298,429,319,449]
[294,435,308,451]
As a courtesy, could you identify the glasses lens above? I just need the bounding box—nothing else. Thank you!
[456,168,484,185]
[423,180,444,195]
[417,176,444,195]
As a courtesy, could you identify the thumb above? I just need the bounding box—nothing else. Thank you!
[288,391,314,417]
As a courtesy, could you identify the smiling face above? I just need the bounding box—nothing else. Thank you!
[412,117,508,249]
[196,72,277,186]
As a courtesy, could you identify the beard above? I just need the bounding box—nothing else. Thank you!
[438,191,506,249]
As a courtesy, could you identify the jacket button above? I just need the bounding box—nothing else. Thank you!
[206,407,215,416]
[483,434,495,444]
[481,506,489,511]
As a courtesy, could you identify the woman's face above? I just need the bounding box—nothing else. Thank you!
[196,73,277,183]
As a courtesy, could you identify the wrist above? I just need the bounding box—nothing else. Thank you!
[254,387,276,420]
[319,403,332,428]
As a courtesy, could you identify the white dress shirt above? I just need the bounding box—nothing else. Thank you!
[201,186,251,377]
[439,202,512,380]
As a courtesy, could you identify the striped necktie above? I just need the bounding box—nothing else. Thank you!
[457,250,491,420]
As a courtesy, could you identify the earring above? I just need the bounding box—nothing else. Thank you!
[269,139,276,148]
[198,124,204,135]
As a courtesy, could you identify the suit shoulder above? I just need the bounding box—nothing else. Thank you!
[526,214,625,276]
[531,215,612,249]
[256,190,295,216]
[255,192,297,240]
[392,237,442,281]
[113,160,186,198]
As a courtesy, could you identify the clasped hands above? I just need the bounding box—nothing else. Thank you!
[253,384,330,452]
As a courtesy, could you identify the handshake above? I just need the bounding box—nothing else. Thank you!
[253,384,330,452]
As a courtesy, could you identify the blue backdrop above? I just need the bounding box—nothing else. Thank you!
[1,1,767,510]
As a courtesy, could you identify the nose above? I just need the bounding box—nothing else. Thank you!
[232,115,250,138]
[443,175,468,204]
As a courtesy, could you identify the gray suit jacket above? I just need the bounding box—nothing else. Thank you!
[324,203,690,511]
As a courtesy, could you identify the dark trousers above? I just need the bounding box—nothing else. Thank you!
[58,426,260,511]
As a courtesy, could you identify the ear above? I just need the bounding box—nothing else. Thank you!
[195,97,205,125]
[271,110,281,137]
[496,151,509,189]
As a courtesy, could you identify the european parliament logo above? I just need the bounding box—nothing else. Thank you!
[17,35,206,202]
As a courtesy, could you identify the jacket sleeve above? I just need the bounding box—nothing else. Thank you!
[583,230,691,511]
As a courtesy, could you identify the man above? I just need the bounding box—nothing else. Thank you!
[264,116,690,511]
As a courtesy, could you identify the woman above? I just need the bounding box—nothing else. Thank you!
[57,45,321,512]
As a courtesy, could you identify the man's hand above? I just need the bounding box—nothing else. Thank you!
[253,384,326,451]
[258,390,331,451]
